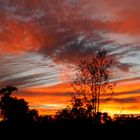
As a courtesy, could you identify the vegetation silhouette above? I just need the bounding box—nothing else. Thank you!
[55,50,115,124]
[0,50,139,138]
[0,86,38,128]
[72,50,115,115]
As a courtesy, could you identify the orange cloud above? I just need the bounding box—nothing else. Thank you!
[14,83,72,115]
[13,77,140,116]
[114,78,140,96]
[23,83,73,94]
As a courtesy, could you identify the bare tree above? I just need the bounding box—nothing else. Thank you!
[72,50,115,115]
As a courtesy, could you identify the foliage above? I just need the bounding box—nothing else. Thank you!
[0,86,38,126]
[72,50,115,115]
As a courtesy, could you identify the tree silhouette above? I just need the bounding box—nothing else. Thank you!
[0,86,17,97]
[72,50,115,115]
[0,86,38,127]
[56,98,90,121]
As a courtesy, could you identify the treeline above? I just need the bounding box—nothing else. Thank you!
[0,86,139,139]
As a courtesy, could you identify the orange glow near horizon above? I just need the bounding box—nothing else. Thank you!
[14,79,140,116]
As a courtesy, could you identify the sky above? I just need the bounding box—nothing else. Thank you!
[0,0,140,115]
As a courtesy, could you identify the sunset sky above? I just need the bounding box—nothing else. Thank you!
[0,0,140,115]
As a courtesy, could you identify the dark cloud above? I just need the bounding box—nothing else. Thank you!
[0,1,139,90]
[0,0,139,67]
[116,89,140,96]
[15,90,73,97]
[102,97,139,104]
